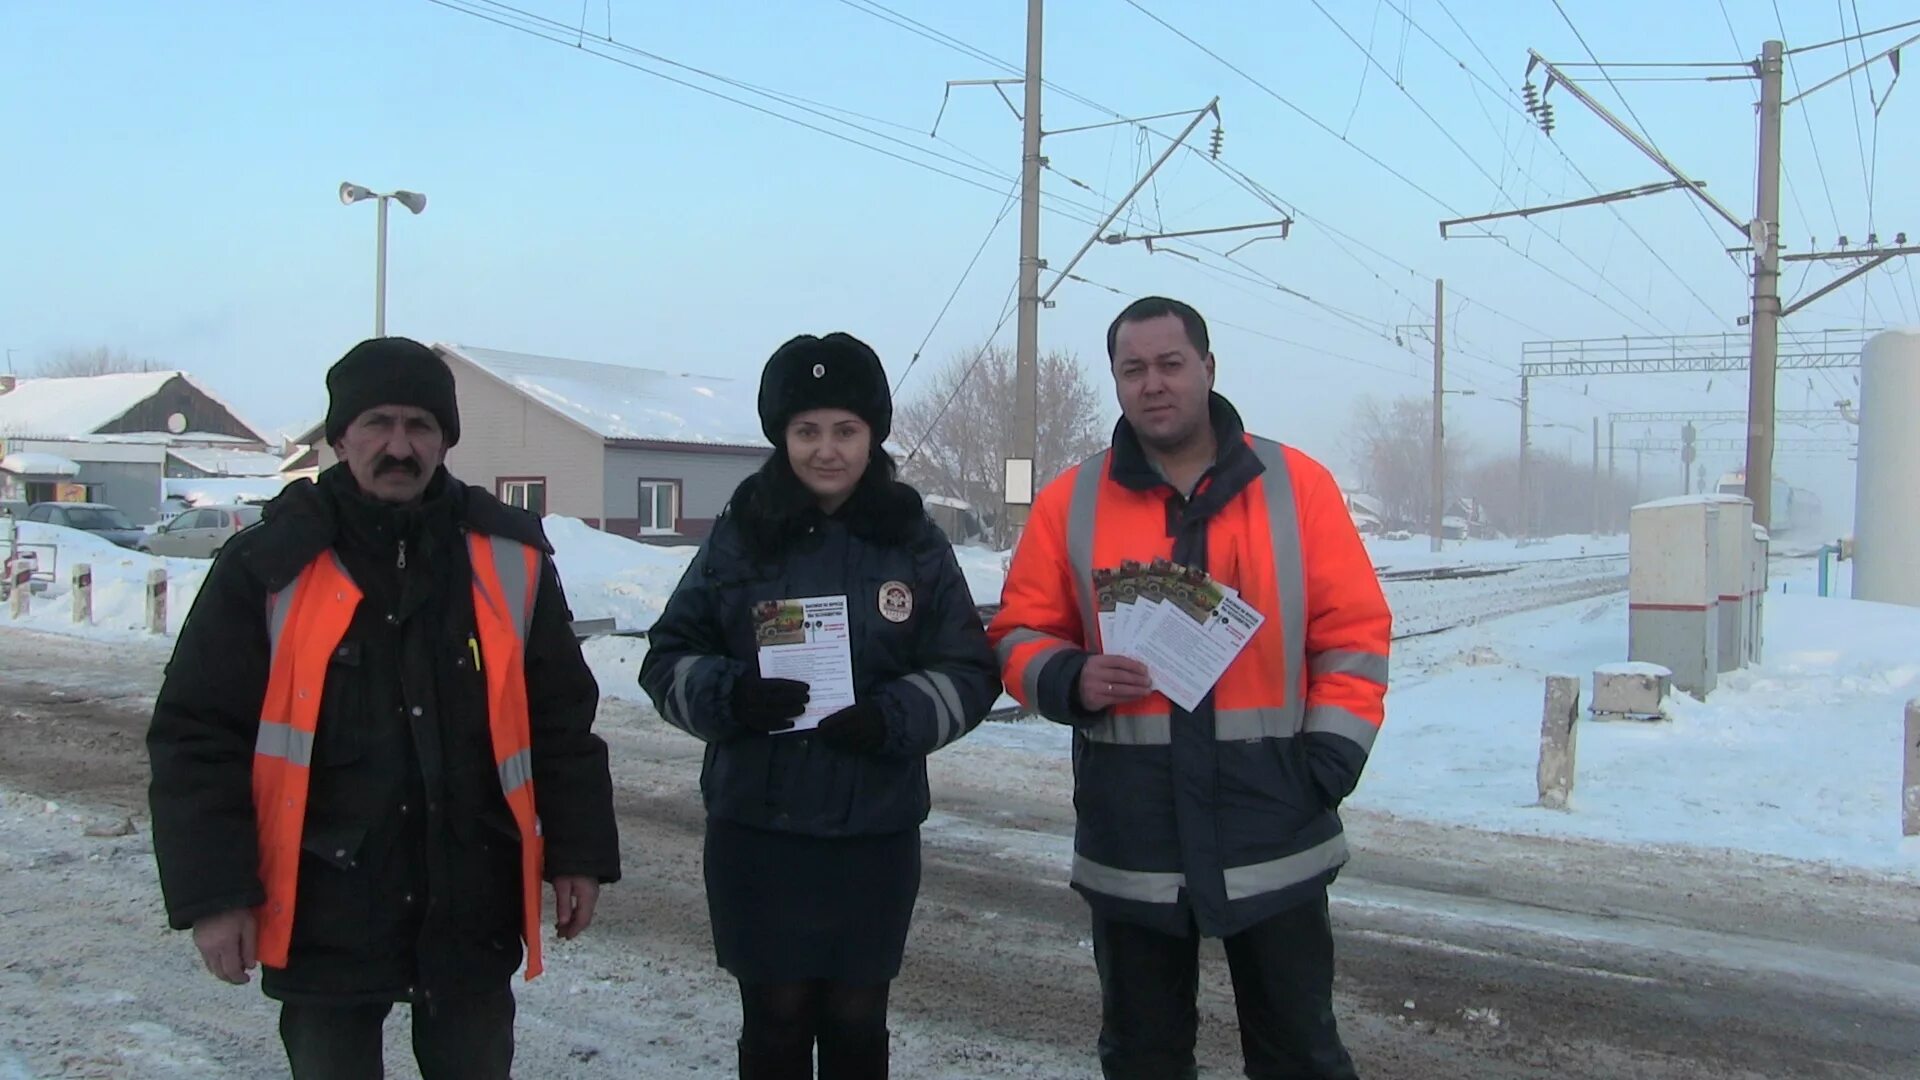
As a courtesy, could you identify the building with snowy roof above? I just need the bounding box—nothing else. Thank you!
[0,370,273,522]
[291,344,768,542]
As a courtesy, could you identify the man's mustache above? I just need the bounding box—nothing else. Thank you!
[376,456,422,477]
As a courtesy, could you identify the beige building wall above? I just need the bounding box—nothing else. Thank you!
[439,350,607,522]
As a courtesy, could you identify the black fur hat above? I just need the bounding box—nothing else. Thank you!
[324,337,461,448]
[756,332,891,444]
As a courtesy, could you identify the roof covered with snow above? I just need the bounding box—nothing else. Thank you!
[166,447,287,477]
[0,371,264,442]
[443,344,764,449]
[0,451,81,477]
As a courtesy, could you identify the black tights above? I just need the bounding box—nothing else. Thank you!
[740,979,890,1060]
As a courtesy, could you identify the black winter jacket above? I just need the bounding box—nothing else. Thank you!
[638,473,999,837]
[147,465,619,1004]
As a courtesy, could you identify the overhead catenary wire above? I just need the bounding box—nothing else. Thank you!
[1785,13,1920,55]
[1338,0,1730,325]
[1124,0,1730,349]
[1546,0,1749,274]
[891,178,1022,396]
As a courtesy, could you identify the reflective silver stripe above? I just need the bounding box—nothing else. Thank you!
[1303,704,1381,753]
[488,538,538,644]
[1071,853,1185,904]
[1309,649,1389,687]
[1222,833,1350,901]
[1081,712,1172,745]
[1214,707,1292,741]
[1065,452,1108,645]
[1249,439,1307,727]
[255,720,315,767]
[903,671,965,747]
[265,588,294,656]
[667,654,708,730]
[497,748,533,794]
[994,627,1055,668]
[998,629,1071,708]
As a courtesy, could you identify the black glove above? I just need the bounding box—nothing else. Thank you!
[815,701,888,756]
[729,675,809,736]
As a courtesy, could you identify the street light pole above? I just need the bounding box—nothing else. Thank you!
[340,182,427,339]
[375,196,389,337]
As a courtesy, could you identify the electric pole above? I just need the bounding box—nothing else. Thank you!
[1591,416,1601,537]
[1429,277,1445,552]
[1007,0,1044,534]
[1742,39,1784,534]
[1517,374,1531,539]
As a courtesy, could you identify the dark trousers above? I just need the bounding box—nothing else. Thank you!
[1091,895,1357,1080]
[278,987,515,1080]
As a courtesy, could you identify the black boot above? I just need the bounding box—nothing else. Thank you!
[816,1027,887,1080]
[738,1036,813,1080]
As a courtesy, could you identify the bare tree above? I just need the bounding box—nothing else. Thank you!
[894,343,1110,545]
[1345,394,1471,529]
[33,347,159,378]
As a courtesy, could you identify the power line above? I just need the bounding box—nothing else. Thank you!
[1836,1,1874,219]
[1785,13,1920,55]
[892,179,1022,396]
[1367,0,1730,324]
[1546,0,1746,273]
[901,280,1021,464]
[1123,0,1715,344]
[1774,0,1846,239]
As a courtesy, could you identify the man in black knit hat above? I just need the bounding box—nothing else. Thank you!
[148,337,621,1079]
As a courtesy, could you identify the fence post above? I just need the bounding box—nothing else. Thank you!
[1537,675,1580,810]
[1904,699,1919,839]
[146,567,168,635]
[72,563,92,624]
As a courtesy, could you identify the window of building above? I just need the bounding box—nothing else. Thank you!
[638,479,679,535]
[498,478,547,517]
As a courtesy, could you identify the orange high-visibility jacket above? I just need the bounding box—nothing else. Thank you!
[988,397,1391,936]
[250,533,552,977]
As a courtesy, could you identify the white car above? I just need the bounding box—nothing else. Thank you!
[141,505,262,559]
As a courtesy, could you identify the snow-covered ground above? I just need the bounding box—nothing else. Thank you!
[5,514,1911,879]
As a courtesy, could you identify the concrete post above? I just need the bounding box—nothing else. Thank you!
[1538,675,1580,810]
[8,561,27,620]
[1904,698,1920,838]
[72,563,92,625]
[146,567,168,635]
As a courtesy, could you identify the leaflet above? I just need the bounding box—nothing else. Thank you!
[1129,588,1267,713]
[752,595,855,732]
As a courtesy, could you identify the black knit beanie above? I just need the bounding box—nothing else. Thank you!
[756,332,891,445]
[323,337,461,448]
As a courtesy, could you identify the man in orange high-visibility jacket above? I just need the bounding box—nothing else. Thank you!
[148,338,619,1080]
[989,297,1391,1079]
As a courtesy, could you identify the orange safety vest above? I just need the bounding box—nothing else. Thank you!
[990,432,1391,934]
[250,533,550,978]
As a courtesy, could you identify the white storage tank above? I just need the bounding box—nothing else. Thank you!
[1853,329,1920,607]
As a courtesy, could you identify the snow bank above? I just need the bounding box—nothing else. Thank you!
[2,522,206,639]
[1359,556,1920,877]
[1365,532,1628,573]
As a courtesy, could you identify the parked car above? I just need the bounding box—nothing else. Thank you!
[24,502,145,549]
[140,504,262,559]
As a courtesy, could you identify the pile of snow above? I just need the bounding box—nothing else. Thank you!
[1,522,206,639]
[542,517,701,630]
[1360,555,1920,877]
[162,476,290,509]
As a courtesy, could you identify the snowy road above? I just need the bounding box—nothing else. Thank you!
[3,629,1917,1079]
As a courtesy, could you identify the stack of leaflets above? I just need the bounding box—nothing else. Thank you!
[1093,558,1266,712]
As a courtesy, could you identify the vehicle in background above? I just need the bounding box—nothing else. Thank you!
[23,502,145,549]
[1714,470,1822,536]
[140,504,262,559]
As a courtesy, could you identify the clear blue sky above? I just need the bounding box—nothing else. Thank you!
[3,1,1911,514]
